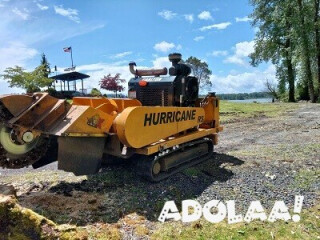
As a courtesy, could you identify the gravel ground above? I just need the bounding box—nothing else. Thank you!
[0,103,319,238]
[197,103,320,210]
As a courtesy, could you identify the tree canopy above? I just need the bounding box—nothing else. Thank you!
[250,0,320,102]
[40,53,51,78]
[99,73,125,97]
[2,53,53,93]
[185,57,212,89]
[90,88,102,97]
[2,65,53,93]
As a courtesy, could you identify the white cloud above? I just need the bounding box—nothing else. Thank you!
[111,51,132,59]
[0,42,38,72]
[59,24,105,41]
[0,81,24,94]
[209,50,228,57]
[194,36,204,42]
[198,11,212,20]
[224,55,245,65]
[0,2,105,94]
[224,41,255,66]
[184,14,194,23]
[152,57,172,69]
[235,16,252,22]
[211,65,276,94]
[73,56,173,94]
[0,42,38,94]
[72,63,131,93]
[36,3,49,11]
[1,7,105,48]
[200,22,231,31]
[158,10,177,20]
[54,5,80,23]
[76,63,107,72]
[12,8,29,20]
[0,0,9,7]
[176,44,182,50]
[154,41,175,53]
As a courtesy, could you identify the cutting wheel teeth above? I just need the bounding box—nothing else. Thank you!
[0,131,49,169]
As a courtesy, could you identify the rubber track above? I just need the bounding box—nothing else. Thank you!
[136,138,213,182]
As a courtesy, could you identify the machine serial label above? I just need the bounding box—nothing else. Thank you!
[142,77,162,82]
[144,110,197,126]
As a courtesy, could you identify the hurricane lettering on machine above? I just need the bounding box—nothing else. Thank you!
[144,110,197,126]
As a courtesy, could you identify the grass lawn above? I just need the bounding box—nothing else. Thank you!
[219,101,299,123]
[151,204,320,240]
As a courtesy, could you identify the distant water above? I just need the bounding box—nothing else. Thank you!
[227,98,273,103]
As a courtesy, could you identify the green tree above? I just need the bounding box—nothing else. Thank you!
[90,88,102,97]
[296,0,316,102]
[250,0,296,102]
[40,53,51,78]
[2,65,53,93]
[250,0,320,102]
[185,57,212,88]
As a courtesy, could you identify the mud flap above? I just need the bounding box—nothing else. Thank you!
[57,137,106,176]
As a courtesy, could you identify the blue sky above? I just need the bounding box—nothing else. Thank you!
[0,0,276,94]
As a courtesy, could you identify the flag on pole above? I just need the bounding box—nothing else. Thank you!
[63,46,72,52]
[63,46,74,68]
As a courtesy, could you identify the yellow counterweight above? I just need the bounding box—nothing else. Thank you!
[114,106,205,148]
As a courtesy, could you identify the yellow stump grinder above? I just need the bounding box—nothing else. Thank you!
[0,53,223,181]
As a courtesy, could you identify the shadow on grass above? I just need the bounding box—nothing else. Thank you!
[19,153,244,226]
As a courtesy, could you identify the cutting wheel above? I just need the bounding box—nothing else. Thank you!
[0,127,40,155]
[0,125,48,169]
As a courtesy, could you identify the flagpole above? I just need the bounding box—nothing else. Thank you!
[70,47,74,68]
